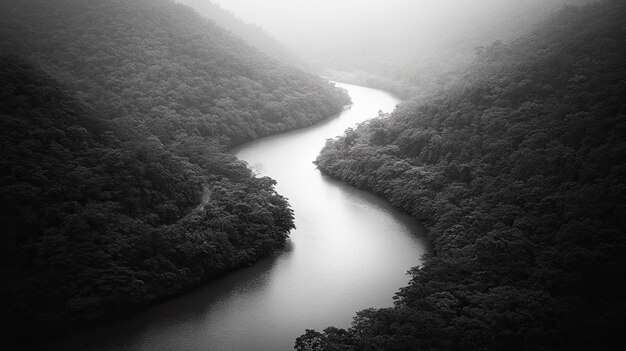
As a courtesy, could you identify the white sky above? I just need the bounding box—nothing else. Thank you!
[209,1,576,44]
[210,0,483,39]
[206,0,586,67]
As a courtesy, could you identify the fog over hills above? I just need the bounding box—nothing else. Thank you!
[211,0,590,62]
[210,0,593,97]
[175,0,305,67]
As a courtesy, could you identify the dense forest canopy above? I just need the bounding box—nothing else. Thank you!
[306,1,626,349]
[0,0,348,345]
[0,0,348,146]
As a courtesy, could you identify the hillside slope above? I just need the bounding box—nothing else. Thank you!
[308,1,626,349]
[0,0,348,345]
[319,0,588,99]
[176,0,304,67]
[0,0,348,146]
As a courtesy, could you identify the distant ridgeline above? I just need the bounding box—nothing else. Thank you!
[0,0,348,344]
[308,1,625,350]
[323,1,587,101]
[176,0,305,68]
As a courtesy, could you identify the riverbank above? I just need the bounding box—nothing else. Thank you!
[37,82,428,351]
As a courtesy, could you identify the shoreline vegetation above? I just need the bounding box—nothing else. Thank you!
[0,0,349,346]
[304,1,626,350]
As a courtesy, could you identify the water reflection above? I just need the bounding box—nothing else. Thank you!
[44,250,287,351]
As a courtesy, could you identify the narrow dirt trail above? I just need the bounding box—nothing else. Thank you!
[182,184,211,220]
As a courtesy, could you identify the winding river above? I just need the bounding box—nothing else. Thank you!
[43,83,428,351]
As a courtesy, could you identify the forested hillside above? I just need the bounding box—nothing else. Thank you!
[319,0,587,99]
[307,1,626,349]
[0,0,348,146]
[176,0,304,68]
[0,0,348,345]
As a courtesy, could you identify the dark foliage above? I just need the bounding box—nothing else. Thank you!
[0,0,348,345]
[307,1,626,350]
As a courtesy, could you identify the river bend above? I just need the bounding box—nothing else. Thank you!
[43,82,428,351]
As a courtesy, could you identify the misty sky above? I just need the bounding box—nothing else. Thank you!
[208,0,584,66]
[210,0,499,45]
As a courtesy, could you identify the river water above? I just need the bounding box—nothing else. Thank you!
[42,83,428,351]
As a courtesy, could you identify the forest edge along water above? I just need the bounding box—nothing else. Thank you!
[40,82,428,351]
